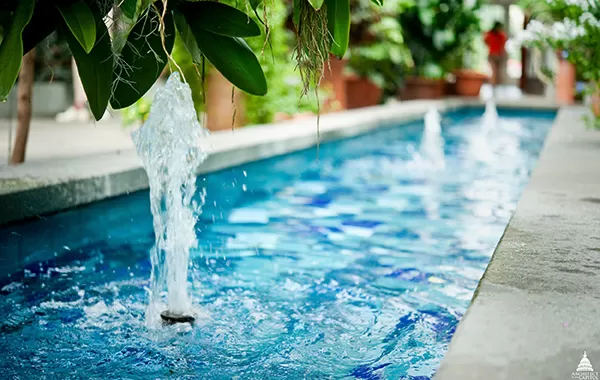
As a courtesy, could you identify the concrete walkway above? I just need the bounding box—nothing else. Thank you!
[0,117,133,165]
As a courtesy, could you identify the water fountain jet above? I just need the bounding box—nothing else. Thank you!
[418,107,445,170]
[132,72,209,326]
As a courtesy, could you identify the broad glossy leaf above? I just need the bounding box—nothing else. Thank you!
[326,0,350,58]
[121,0,138,19]
[172,10,202,64]
[182,2,260,37]
[249,0,263,11]
[57,0,96,53]
[185,25,267,95]
[293,0,301,26]
[63,9,113,120]
[111,8,175,109]
[308,0,325,10]
[0,0,34,100]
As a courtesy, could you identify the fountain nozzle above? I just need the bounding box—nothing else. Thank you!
[160,310,195,325]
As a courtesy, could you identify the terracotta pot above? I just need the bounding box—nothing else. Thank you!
[444,79,456,96]
[454,69,489,97]
[592,89,600,117]
[555,52,576,105]
[400,77,445,100]
[346,76,382,109]
[321,55,348,112]
[206,71,246,131]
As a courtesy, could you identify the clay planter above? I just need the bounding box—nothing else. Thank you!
[321,55,348,112]
[400,77,445,100]
[454,69,489,97]
[591,88,600,117]
[206,71,246,131]
[555,52,576,105]
[346,76,382,109]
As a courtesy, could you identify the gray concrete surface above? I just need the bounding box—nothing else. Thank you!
[0,96,556,225]
[435,106,600,380]
[0,117,132,164]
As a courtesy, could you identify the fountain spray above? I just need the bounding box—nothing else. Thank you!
[132,72,208,325]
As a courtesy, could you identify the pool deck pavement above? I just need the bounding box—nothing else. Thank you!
[2,95,598,379]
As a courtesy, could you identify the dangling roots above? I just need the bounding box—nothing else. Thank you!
[294,0,331,98]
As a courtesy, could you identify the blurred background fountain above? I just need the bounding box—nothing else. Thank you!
[416,107,446,170]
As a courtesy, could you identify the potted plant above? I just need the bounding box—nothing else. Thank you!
[518,0,600,121]
[518,0,594,106]
[398,0,487,99]
[345,0,413,108]
[450,0,488,97]
[402,62,446,99]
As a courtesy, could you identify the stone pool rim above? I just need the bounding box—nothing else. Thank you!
[0,97,558,226]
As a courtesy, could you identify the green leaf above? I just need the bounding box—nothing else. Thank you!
[172,10,202,64]
[62,8,113,120]
[121,0,138,19]
[370,0,383,5]
[0,0,34,100]
[111,8,175,109]
[292,0,302,26]
[181,2,260,37]
[326,0,350,58]
[57,0,96,53]
[308,0,325,10]
[185,25,267,95]
[249,0,263,11]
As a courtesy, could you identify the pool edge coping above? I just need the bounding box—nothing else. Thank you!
[0,97,558,226]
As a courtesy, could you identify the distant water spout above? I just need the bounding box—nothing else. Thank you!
[480,86,498,131]
[132,72,209,326]
[416,107,445,170]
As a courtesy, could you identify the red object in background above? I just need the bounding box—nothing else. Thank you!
[321,55,348,112]
[400,77,446,100]
[346,75,382,109]
[484,31,508,56]
[454,69,489,97]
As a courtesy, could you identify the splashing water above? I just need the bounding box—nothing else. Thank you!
[482,99,499,131]
[414,107,445,170]
[480,86,498,131]
[131,72,209,327]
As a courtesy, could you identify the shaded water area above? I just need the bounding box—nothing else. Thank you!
[0,108,555,379]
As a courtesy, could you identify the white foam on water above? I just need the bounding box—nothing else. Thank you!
[132,72,209,328]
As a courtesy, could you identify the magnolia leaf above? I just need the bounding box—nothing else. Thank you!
[0,0,34,100]
[326,0,350,58]
[249,0,263,11]
[181,2,260,37]
[173,10,202,64]
[121,0,138,19]
[63,9,113,120]
[57,0,96,53]
[293,0,301,26]
[111,8,175,109]
[185,23,267,95]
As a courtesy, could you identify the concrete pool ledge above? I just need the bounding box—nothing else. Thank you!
[0,96,555,225]
[435,106,600,380]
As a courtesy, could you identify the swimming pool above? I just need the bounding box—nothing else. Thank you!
[0,108,555,379]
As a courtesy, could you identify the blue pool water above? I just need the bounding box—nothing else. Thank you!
[0,108,555,379]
